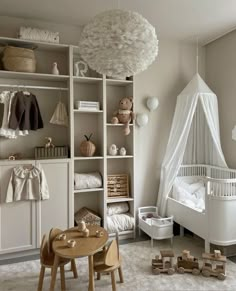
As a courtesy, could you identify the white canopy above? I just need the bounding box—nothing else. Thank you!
[157,73,227,216]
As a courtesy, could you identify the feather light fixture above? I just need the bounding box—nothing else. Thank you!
[78,9,159,79]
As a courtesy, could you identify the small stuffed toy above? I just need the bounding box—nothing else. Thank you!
[111,97,135,135]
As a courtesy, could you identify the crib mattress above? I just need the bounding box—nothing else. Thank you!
[172,176,205,212]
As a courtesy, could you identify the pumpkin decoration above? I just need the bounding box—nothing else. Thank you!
[80,133,96,157]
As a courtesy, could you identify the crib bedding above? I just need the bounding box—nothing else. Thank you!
[107,212,134,233]
[172,176,205,212]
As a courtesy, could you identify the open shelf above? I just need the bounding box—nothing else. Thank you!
[0,70,69,81]
[106,79,133,86]
[107,155,133,159]
[107,197,134,203]
[74,156,104,160]
[74,188,104,193]
[106,123,134,127]
[73,76,103,84]
[0,36,69,52]
[74,109,103,114]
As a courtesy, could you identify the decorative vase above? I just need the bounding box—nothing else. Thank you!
[109,144,118,156]
[80,134,96,157]
[77,220,86,232]
[52,62,59,75]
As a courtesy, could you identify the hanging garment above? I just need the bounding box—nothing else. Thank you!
[50,101,68,126]
[157,74,227,216]
[5,165,49,203]
[0,91,29,138]
[9,91,44,131]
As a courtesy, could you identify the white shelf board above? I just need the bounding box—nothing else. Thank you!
[107,155,133,159]
[73,76,103,84]
[106,123,134,127]
[74,109,103,114]
[106,78,133,86]
[0,70,69,82]
[74,188,104,193]
[74,156,104,160]
[0,36,69,52]
[107,197,134,203]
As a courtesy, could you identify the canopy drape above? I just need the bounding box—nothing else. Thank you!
[157,74,227,216]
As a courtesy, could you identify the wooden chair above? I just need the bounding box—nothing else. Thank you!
[37,228,78,291]
[93,232,124,291]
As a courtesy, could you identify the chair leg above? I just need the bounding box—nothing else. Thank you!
[118,266,124,283]
[71,259,78,278]
[111,271,116,291]
[97,272,101,280]
[37,265,45,291]
[60,266,66,291]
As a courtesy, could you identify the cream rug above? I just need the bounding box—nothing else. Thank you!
[0,236,236,291]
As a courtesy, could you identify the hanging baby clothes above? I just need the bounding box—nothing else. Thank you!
[9,91,44,130]
[5,165,49,203]
[0,91,29,138]
[50,101,68,126]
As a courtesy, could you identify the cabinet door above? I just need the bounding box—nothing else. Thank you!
[36,160,70,247]
[0,162,36,254]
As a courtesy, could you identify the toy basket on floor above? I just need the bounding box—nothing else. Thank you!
[74,207,101,226]
[138,206,173,247]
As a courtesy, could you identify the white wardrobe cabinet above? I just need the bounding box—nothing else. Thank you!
[0,159,70,256]
[0,161,36,255]
[36,160,70,247]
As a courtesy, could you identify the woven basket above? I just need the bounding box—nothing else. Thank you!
[74,207,101,226]
[107,174,129,198]
[2,46,36,73]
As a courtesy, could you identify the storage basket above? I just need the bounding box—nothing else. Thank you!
[74,207,101,226]
[35,146,68,159]
[107,174,129,198]
[2,46,36,73]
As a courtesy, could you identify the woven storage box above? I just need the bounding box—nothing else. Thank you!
[35,146,68,159]
[107,174,129,198]
[74,207,101,226]
[2,46,36,73]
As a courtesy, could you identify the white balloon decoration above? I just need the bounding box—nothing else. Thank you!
[136,113,149,127]
[78,9,159,79]
[146,97,159,111]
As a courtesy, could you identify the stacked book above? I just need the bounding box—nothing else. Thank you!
[75,101,100,111]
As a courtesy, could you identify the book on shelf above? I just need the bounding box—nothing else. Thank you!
[75,100,100,111]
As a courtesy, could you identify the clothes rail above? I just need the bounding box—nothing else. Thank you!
[0,84,68,91]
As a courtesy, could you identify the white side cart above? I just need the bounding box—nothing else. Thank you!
[138,206,174,247]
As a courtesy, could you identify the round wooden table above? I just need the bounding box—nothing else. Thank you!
[49,225,108,291]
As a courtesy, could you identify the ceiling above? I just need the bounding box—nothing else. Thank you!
[1,0,236,44]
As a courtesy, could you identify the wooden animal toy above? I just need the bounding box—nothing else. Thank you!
[201,250,226,280]
[45,137,55,148]
[152,250,175,275]
[176,250,200,275]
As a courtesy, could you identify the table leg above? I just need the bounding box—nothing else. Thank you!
[50,254,60,291]
[88,255,95,291]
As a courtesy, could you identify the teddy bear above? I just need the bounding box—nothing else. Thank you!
[111,97,135,135]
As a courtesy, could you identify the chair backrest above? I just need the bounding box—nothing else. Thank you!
[48,227,63,254]
[104,239,119,267]
[40,234,49,264]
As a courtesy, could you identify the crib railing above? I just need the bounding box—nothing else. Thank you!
[178,164,236,198]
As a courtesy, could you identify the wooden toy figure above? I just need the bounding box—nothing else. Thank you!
[201,250,226,280]
[152,250,175,275]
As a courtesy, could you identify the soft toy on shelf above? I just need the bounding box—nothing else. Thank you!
[111,97,135,135]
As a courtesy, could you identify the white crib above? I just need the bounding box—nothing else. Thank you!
[138,206,173,247]
[167,164,236,252]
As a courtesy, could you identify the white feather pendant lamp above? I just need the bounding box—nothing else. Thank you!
[78,9,159,79]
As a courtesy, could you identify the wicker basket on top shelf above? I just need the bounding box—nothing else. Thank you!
[107,174,129,198]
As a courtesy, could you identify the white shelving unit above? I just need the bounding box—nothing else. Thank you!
[0,37,136,256]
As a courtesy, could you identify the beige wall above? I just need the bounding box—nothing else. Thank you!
[0,16,205,208]
[206,30,236,168]
[135,41,205,208]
